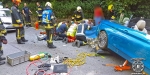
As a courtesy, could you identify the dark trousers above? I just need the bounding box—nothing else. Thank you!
[56,33,67,39]
[76,35,87,43]
[38,16,42,25]
[24,15,31,26]
[16,27,25,40]
[46,28,54,44]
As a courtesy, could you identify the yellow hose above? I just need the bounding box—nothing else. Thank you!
[63,52,96,67]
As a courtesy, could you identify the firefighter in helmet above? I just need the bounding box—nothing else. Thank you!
[72,6,84,23]
[0,18,7,65]
[11,0,28,44]
[108,4,116,20]
[42,2,56,48]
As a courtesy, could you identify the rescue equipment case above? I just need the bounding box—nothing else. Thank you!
[7,51,30,66]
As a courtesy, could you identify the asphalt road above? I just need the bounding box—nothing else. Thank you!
[0,27,133,75]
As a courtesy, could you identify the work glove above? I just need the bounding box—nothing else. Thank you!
[1,36,7,44]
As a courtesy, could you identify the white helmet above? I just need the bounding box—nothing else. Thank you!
[45,2,52,8]
[77,6,82,11]
[136,20,146,30]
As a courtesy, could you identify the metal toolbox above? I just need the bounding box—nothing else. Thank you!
[7,51,30,66]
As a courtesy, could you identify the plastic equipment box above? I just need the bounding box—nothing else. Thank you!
[7,51,30,66]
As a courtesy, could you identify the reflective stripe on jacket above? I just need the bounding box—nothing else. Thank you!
[11,5,23,27]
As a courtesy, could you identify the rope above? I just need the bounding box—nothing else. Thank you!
[63,52,96,67]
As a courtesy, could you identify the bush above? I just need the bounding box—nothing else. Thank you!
[3,0,150,20]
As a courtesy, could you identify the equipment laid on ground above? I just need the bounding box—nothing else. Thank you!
[29,53,49,61]
[103,60,131,71]
[37,34,47,41]
[49,56,60,64]
[63,52,95,67]
[114,60,131,71]
[7,51,30,66]
[37,31,47,41]
[53,64,68,73]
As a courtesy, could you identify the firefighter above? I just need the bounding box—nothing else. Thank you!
[36,2,43,25]
[11,0,28,44]
[0,18,7,65]
[72,6,84,23]
[65,22,78,43]
[56,21,69,40]
[108,4,115,20]
[22,3,32,27]
[42,2,56,48]
[73,20,91,48]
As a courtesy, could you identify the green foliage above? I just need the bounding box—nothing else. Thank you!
[1,0,150,19]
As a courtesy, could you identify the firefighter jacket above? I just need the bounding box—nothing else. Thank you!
[11,5,23,28]
[0,18,7,37]
[37,5,43,17]
[72,10,84,22]
[43,6,56,29]
[76,23,90,36]
[67,23,77,37]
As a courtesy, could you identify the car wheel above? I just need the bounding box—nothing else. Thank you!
[98,31,108,50]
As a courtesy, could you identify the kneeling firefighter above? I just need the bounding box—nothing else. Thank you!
[55,21,68,40]
[0,18,7,65]
[11,0,28,44]
[73,21,91,47]
[65,22,78,42]
[42,2,56,48]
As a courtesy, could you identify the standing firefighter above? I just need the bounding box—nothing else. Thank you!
[108,4,116,20]
[11,0,28,44]
[0,18,7,65]
[72,6,84,23]
[22,3,32,27]
[36,2,43,25]
[42,2,56,48]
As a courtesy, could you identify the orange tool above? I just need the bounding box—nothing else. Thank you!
[115,60,131,71]
[40,31,46,34]
[103,60,131,71]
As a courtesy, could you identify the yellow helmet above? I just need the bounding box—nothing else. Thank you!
[12,0,21,4]
[108,4,113,11]
[111,16,115,20]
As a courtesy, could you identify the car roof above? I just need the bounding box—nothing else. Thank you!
[0,8,10,11]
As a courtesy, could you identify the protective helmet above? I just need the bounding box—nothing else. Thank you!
[136,20,146,30]
[77,6,82,11]
[45,2,52,8]
[12,0,21,4]
[108,4,113,11]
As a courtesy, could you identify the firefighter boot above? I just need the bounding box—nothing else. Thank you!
[21,37,28,42]
[0,61,5,65]
[17,39,25,44]
[0,50,5,60]
[65,38,68,44]
[47,43,56,48]
[0,50,5,65]
[77,41,82,48]
[62,37,67,42]
[72,40,78,47]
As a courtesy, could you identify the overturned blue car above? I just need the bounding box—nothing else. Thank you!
[85,18,150,74]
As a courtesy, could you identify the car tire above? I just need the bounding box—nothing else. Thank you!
[98,31,108,50]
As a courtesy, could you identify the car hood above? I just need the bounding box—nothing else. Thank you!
[1,17,12,23]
